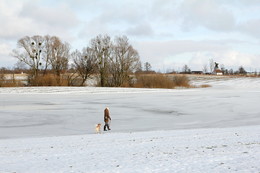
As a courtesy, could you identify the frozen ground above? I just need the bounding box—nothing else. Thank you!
[0,76,260,172]
[0,77,260,139]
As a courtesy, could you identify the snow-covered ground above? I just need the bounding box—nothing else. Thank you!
[1,126,259,173]
[0,76,260,172]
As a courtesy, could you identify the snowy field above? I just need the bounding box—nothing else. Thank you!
[0,76,260,172]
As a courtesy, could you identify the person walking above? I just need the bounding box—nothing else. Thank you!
[104,107,111,131]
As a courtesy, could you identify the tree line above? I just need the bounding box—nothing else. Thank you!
[175,58,252,75]
[2,34,258,87]
[11,34,141,86]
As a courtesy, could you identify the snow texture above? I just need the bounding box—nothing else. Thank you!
[0,76,260,172]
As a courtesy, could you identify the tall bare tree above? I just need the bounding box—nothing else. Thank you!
[209,58,215,73]
[43,35,53,74]
[12,35,69,76]
[237,66,247,75]
[182,64,191,74]
[48,36,70,77]
[110,36,140,86]
[202,63,208,73]
[144,62,152,72]
[89,35,112,87]
[71,48,98,86]
[12,35,44,77]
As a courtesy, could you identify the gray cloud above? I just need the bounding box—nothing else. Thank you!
[0,43,15,67]
[239,18,260,39]
[20,2,78,28]
[179,0,236,31]
[0,0,79,41]
[0,1,32,39]
[78,1,152,40]
[126,23,154,36]
[135,39,230,59]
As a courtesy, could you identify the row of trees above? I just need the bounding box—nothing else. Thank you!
[180,63,249,75]
[176,58,250,75]
[202,59,249,75]
[12,35,141,86]
[8,35,259,87]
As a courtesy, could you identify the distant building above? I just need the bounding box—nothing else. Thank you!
[214,69,223,75]
[191,71,203,74]
[213,62,223,75]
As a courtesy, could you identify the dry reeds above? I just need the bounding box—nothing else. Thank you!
[29,74,69,86]
[199,84,211,88]
[134,74,191,89]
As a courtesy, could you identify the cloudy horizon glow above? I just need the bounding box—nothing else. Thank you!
[1,0,260,72]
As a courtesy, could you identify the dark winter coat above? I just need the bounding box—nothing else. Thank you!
[104,108,111,123]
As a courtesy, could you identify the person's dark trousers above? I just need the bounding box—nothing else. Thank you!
[104,123,110,131]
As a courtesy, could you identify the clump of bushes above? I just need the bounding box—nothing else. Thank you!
[172,75,190,88]
[28,74,69,86]
[134,74,191,89]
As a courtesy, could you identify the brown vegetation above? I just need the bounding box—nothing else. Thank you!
[198,84,212,88]
[0,74,24,87]
[28,74,69,86]
[134,74,191,89]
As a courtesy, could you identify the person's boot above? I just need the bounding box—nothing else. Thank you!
[104,126,107,131]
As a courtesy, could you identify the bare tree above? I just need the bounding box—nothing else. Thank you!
[135,61,142,72]
[12,35,44,77]
[47,36,70,77]
[89,35,112,87]
[229,68,234,75]
[202,64,208,74]
[237,66,247,75]
[220,64,225,74]
[71,48,98,86]
[12,35,69,82]
[182,64,191,74]
[144,62,152,72]
[209,58,215,73]
[43,35,53,74]
[110,35,140,86]
[0,68,6,87]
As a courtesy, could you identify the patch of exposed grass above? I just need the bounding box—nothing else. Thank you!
[200,84,211,88]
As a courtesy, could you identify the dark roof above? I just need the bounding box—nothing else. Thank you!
[215,69,222,73]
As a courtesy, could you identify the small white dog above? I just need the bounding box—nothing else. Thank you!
[95,123,102,133]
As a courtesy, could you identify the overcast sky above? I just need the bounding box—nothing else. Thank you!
[1,0,260,72]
